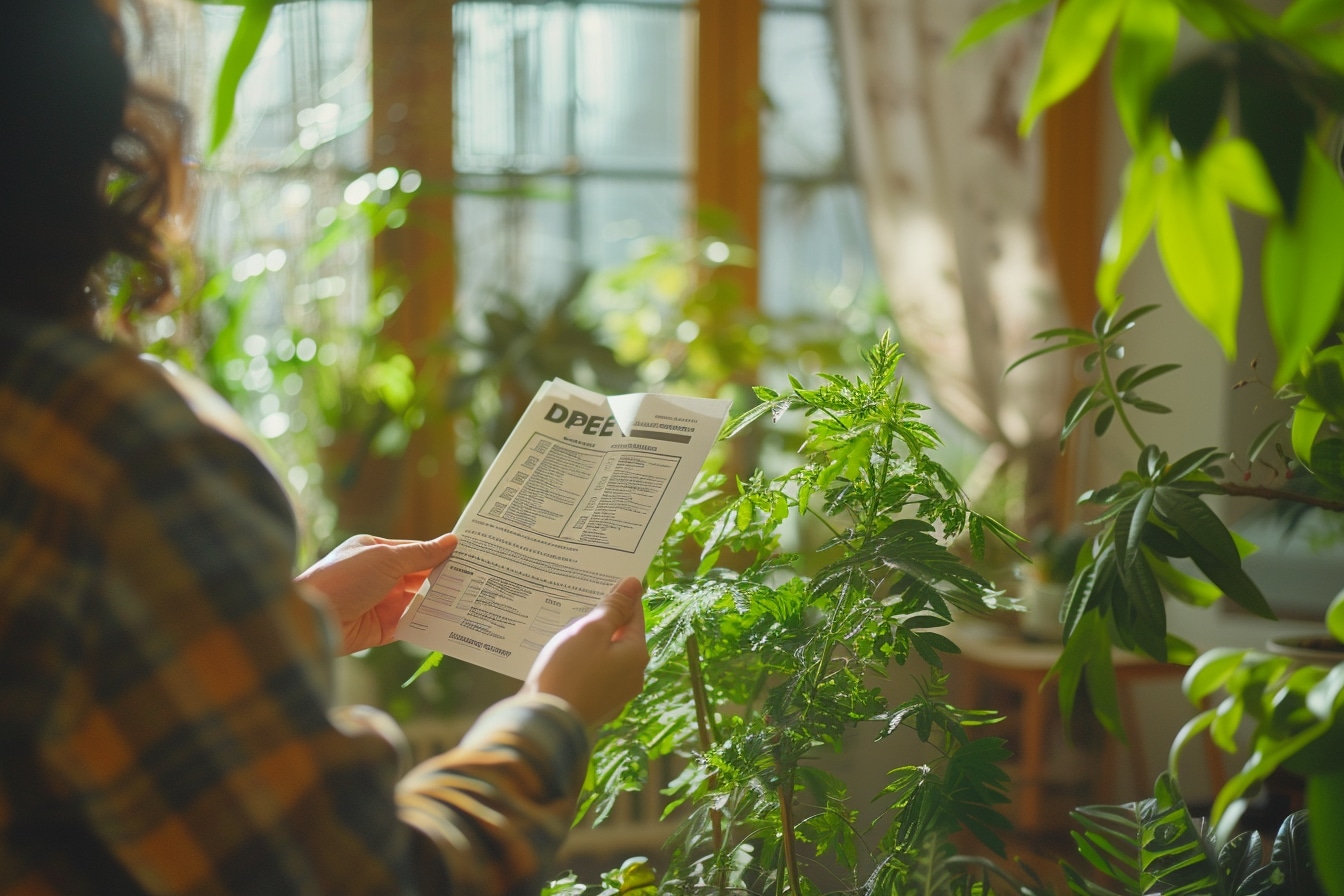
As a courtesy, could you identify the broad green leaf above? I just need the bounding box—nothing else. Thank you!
[1062,386,1105,446]
[1034,326,1097,342]
[1084,626,1124,738]
[1238,46,1316,221]
[1151,556,1223,606]
[1179,536,1276,619]
[1304,777,1344,896]
[1211,694,1244,754]
[1112,0,1181,145]
[1294,28,1344,75]
[1231,530,1259,560]
[1219,830,1265,893]
[1022,0,1127,133]
[1160,446,1223,483]
[1306,664,1344,721]
[1291,398,1327,467]
[1264,143,1344,386]
[1097,143,1163,309]
[1329,590,1344,642]
[1303,346,1344,422]
[210,0,279,153]
[1121,397,1172,414]
[1155,159,1242,358]
[1169,0,1237,37]
[1247,418,1287,464]
[1151,57,1227,161]
[1213,717,1335,830]
[1139,444,1167,480]
[1183,646,1247,702]
[402,650,443,686]
[1153,489,1238,567]
[1204,137,1282,216]
[1316,439,1344,495]
[1120,489,1155,569]
[1142,524,1188,557]
[1063,549,1109,640]
[1282,0,1344,35]
[1005,337,1093,376]
[1120,552,1168,660]
[1169,710,1216,770]
[1106,302,1164,336]
[1095,406,1116,436]
[953,0,1054,56]
[1056,610,1126,739]
[1166,634,1198,665]
[722,398,783,440]
[1117,362,1182,392]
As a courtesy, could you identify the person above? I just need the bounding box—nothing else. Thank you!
[0,1,649,893]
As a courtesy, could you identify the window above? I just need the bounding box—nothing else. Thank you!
[149,0,885,542]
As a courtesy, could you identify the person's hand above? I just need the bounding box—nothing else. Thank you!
[521,577,649,727]
[296,533,457,656]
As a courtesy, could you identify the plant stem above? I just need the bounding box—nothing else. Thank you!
[1219,480,1344,512]
[687,633,725,855]
[776,773,803,896]
[1096,346,1147,451]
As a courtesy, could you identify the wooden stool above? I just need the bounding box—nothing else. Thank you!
[948,624,1225,830]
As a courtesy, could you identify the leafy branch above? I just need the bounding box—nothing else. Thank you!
[1012,305,1274,735]
[572,336,1022,895]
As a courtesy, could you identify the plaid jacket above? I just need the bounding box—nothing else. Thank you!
[0,311,591,895]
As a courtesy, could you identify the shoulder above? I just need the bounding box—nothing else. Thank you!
[0,316,293,535]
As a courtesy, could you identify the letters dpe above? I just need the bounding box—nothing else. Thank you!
[545,402,618,436]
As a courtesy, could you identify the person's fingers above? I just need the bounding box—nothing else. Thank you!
[380,533,457,573]
[615,593,646,644]
[589,576,643,632]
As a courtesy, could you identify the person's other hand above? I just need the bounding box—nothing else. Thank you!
[296,533,457,656]
[522,577,648,727]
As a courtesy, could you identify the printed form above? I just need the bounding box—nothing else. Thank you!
[396,379,731,678]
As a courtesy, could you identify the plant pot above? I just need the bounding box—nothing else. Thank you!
[1265,633,1344,663]
[1019,579,1067,642]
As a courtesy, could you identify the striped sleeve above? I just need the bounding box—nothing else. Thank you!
[395,695,593,896]
[24,343,594,895]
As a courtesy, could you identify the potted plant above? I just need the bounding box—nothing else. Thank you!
[1017,528,1086,643]
[961,1,1344,892]
[542,336,1029,895]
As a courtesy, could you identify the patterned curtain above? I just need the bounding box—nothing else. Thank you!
[832,0,1069,528]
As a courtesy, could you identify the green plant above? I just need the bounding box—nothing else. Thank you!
[1013,299,1344,895]
[563,337,1023,895]
[966,1,1344,892]
[1171,590,1344,894]
[1007,305,1277,732]
[1066,772,1326,896]
[121,165,424,558]
[1026,529,1087,586]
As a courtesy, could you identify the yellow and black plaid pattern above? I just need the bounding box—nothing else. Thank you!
[0,313,591,895]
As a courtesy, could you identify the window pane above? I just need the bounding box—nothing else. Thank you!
[760,182,878,318]
[454,3,576,173]
[761,10,844,177]
[576,5,690,171]
[578,177,688,269]
[201,1,371,170]
[455,176,581,314]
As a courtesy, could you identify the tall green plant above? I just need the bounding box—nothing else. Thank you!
[1014,303,1344,894]
[960,0,1344,384]
[966,2,1344,891]
[570,337,1023,895]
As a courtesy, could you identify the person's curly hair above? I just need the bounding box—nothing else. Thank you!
[0,0,186,322]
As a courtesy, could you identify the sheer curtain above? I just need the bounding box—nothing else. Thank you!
[832,0,1069,528]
